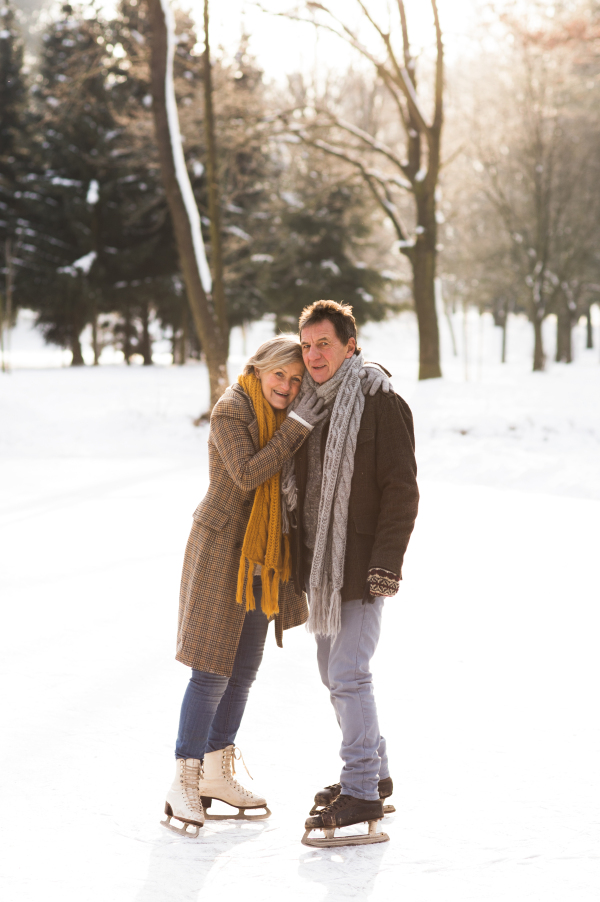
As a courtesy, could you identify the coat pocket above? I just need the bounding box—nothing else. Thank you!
[192,503,230,531]
[357,429,375,445]
[352,512,377,535]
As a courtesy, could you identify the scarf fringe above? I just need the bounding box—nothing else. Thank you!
[307,584,342,637]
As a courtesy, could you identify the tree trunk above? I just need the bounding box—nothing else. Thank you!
[71,330,84,366]
[409,183,442,380]
[91,290,99,366]
[140,301,153,365]
[0,288,5,373]
[412,243,442,379]
[532,315,545,371]
[203,0,227,340]
[501,313,508,364]
[180,301,188,364]
[5,238,13,372]
[123,305,133,365]
[69,277,85,366]
[146,0,228,409]
[586,302,593,349]
[555,304,572,363]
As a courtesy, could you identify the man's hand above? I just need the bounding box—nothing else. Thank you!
[358,364,394,397]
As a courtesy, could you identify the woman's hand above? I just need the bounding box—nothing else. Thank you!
[359,364,394,396]
[292,390,329,427]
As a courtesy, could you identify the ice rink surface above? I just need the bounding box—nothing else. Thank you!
[1,312,599,901]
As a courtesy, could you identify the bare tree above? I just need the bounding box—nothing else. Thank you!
[265,0,444,379]
[146,0,228,408]
[465,11,600,371]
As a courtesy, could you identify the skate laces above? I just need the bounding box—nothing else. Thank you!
[233,746,253,780]
[223,746,254,799]
[324,794,353,813]
[180,761,203,813]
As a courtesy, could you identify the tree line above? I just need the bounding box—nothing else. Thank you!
[0,0,599,383]
[0,0,399,382]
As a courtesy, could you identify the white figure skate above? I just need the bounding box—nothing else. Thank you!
[161,758,204,838]
[199,745,271,820]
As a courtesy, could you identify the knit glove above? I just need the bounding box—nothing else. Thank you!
[363,567,400,603]
[359,363,394,396]
[290,389,329,427]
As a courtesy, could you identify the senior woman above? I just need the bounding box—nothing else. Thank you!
[161,334,389,837]
[161,335,326,837]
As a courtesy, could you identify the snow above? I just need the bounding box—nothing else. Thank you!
[225,224,252,241]
[1,311,600,900]
[58,250,97,277]
[87,180,99,205]
[159,0,212,295]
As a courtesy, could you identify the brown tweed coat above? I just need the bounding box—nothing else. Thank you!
[176,383,311,676]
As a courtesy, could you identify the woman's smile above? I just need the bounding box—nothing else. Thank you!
[257,362,305,409]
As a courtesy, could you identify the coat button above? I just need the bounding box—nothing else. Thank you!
[234,541,242,549]
[243,500,251,507]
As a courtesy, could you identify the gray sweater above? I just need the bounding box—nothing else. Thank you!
[302,414,329,550]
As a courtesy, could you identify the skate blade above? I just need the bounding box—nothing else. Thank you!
[301,820,389,848]
[160,815,202,838]
[204,806,271,821]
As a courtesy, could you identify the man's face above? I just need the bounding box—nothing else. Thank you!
[300,319,356,384]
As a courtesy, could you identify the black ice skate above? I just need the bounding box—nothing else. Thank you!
[310,777,396,816]
[302,794,389,848]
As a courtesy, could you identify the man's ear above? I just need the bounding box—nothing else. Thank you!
[345,337,357,359]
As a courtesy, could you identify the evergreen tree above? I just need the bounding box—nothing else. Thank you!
[260,160,394,333]
[0,1,30,339]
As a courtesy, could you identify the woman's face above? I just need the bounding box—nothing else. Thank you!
[256,361,305,410]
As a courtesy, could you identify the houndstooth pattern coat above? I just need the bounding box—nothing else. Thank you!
[176,383,311,676]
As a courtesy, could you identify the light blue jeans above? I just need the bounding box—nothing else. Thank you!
[315,597,389,801]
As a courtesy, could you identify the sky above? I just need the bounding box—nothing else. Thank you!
[193,0,480,83]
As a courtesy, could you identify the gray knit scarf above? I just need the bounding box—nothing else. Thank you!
[282,352,365,637]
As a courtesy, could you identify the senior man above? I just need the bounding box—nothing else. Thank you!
[282,300,419,846]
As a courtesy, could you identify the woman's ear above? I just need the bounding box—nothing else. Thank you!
[254,366,260,379]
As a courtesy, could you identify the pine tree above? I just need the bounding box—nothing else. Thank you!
[0,1,29,348]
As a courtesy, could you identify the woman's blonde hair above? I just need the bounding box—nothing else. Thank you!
[243,334,304,377]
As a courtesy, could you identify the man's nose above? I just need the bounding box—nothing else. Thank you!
[307,344,320,360]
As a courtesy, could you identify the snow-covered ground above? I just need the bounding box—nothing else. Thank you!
[1,311,599,901]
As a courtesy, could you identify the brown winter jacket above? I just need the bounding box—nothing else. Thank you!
[176,383,310,677]
[291,389,419,602]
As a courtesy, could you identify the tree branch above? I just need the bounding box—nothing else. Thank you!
[254,2,412,135]
[431,0,444,130]
[291,129,411,244]
[396,0,412,68]
[312,109,412,183]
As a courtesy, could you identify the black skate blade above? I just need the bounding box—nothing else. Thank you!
[301,819,389,848]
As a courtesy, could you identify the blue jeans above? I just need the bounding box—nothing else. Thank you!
[175,577,268,759]
[315,597,389,801]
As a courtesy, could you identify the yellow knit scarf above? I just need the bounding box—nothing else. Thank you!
[235,373,292,618]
